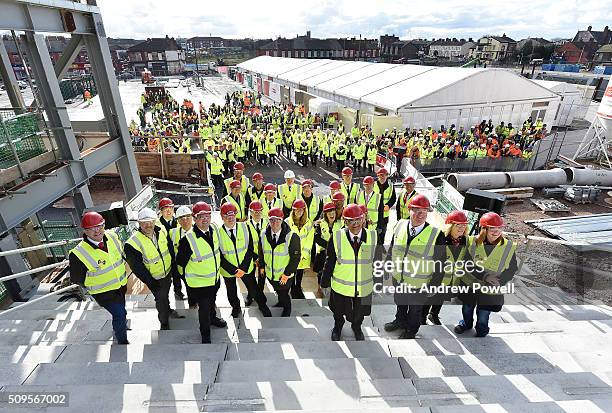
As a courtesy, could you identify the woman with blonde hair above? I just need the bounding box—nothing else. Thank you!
[286,199,315,299]
[422,210,470,325]
[454,212,518,337]
[313,202,345,298]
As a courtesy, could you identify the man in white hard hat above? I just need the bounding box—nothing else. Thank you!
[168,205,196,308]
[278,170,301,217]
[126,207,182,331]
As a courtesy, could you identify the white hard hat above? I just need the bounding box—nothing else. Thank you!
[176,205,192,218]
[138,207,157,222]
[284,170,295,179]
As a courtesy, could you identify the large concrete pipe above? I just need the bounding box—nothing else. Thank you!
[565,167,612,186]
[506,168,568,188]
[447,172,509,191]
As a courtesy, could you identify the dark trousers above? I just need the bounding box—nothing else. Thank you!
[192,281,220,341]
[378,217,389,246]
[97,288,128,343]
[270,277,293,316]
[395,304,424,334]
[224,273,268,310]
[172,270,185,297]
[460,304,491,336]
[422,304,442,322]
[290,269,304,297]
[151,275,172,326]
[333,309,365,331]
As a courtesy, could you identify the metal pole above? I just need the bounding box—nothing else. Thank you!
[0,116,27,180]
[0,238,81,257]
[0,284,78,317]
[36,215,58,263]
[0,260,67,283]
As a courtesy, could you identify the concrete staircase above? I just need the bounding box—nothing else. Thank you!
[1,285,612,413]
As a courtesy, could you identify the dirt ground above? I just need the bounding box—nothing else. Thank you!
[504,190,612,306]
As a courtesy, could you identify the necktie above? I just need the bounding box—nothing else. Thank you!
[268,202,272,210]
[229,229,236,245]
[98,242,107,252]
[273,234,278,244]
[352,236,360,250]
[410,227,416,238]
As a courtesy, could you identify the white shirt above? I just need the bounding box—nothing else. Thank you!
[87,237,104,247]
[408,222,425,237]
[271,229,282,242]
[348,229,363,243]
[224,225,236,236]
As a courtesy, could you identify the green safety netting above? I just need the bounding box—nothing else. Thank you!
[0,111,46,169]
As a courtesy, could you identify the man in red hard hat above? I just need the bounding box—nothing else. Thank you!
[218,202,272,318]
[175,201,228,343]
[373,167,396,246]
[340,167,360,204]
[384,194,446,339]
[221,179,249,221]
[258,207,302,317]
[69,212,129,344]
[397,177,417,221]
[247,172,265,203]
[321,204,376,341]
[356,175,384,234]
[156,197,186,301]
[222,161,250,198]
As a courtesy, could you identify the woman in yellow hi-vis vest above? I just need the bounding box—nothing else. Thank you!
[285,199,315,299]
[454,212,518,338]
[312,202,345,298]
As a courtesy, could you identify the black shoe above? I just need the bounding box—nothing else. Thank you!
[384,320,402,332]
[160,323,170,330]
[352,327,365,341]
[170,310,185,319]
[454,323,472,334]
[291,289,305,299]
[117,340,130,345]
[260,306,272,317]
[231,307,241,318]
[211,317,228,328]
[273,302,282,308]
[331,328,341,341]
[245,296,254,306]
[201,336,211,344]
[428,313,442,325]
[281,308,291,317]
[398,330,417,339]
[174,292,185,300]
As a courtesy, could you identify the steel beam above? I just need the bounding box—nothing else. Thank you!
[83,13,141,200]
[0,0,97,34]
[21,32,93,215]
[0,39,26,111]
[0,138,126,235]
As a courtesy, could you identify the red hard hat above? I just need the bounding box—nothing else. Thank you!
[342,203,364,220]
[264,183,276,192]
[363,176,375,185]
[233,162,245,171]
[446,210,469,225]
[220,202,238,216]
[252,172,264,181]
[480,212,504,228]
[268,207,284,220]
[377,167,388,176]
[408,194,430,209]
[192,201,212,216]
[341,167,353,176]
[332,192,345,203]
[301,179,313,188]
[329,180,341,190]
[359,204,368,216]
[230,179,241,189]
[323,202,336,212]
[293,199,306,209]
[81,211,105,229]
[403,176,416,184]
[158,198,174,209]
[249,201,263,211]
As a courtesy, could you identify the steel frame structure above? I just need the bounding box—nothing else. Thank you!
[0,0,142,236]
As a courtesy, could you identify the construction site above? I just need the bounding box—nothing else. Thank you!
[1,1,612,412]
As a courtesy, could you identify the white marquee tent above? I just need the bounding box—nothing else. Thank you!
[237,56,561,129]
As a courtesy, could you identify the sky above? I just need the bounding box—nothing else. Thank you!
[98,0,611,41]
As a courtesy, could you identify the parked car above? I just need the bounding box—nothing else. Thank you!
[17,80,28,89]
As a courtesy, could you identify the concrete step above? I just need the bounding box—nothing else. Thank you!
[236,326,382,343]
[0,345,66,364]
[54,343,228,363]
[239,315,374,330]
[0,318,107,333]
[22,360,220,386]
[226,341,391,360]
[216,357,404,382]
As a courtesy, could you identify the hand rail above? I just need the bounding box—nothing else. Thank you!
[0,261,67,283]
[0,239,81,258]
[0,284,80,317]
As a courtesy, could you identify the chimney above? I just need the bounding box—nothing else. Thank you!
[306,31,311,38]
[587,25,592,31]
[502,33,506,37]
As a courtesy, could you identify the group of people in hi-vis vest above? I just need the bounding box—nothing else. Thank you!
[69,163,518,344]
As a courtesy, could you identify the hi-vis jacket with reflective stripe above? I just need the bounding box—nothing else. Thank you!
[247,218,268,253]
[224,175,250,196]
[317,219,345,252]
[340,182,360,204]
[278,183,301,209]
[70,231,127,295]
[397,190,417,221]
[219,222,254,277]
[262,198,283,217]
[126,231,171,280]
[286,217,315,270]
[356,190,382,230]
[261,229,298,281]
[373,182,395,219]
[184,225,221,288]
[331,228,376,297]
[390,220,441,287]
[169,227,190,275]
[468,236,516,295]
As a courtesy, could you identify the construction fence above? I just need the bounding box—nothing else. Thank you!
[0,109,47,170]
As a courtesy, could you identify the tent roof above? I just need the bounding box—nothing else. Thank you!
[238,56,559,111]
